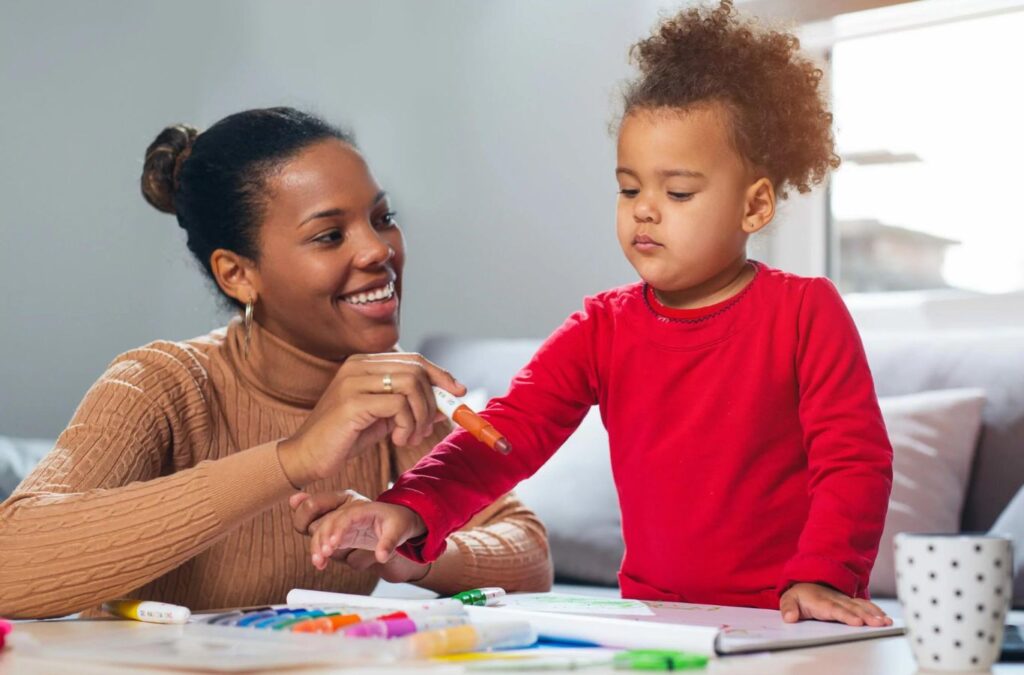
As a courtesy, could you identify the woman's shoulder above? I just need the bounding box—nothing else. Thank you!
[98,327,230,403]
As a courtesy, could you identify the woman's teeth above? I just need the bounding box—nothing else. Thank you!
[340,281,395,305]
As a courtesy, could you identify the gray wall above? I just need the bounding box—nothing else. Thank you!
[1,0,777,438]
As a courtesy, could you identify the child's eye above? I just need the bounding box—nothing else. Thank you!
[375,211,398,230]
[313,229,344,245]
[618,189,640,198]
[668,192,694,201]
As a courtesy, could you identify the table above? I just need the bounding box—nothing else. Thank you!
[3,617,1023,674]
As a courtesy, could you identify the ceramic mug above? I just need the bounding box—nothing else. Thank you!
[895,533,1013,671]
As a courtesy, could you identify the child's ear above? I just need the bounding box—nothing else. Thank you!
[210,248,261,306]
[742,177,776,234]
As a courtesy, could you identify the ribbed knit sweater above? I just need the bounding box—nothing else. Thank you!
[0,319,551,619]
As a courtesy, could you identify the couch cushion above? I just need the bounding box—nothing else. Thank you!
[861,330,1024,531]
[869,389,986,598]
[0,436,54,500]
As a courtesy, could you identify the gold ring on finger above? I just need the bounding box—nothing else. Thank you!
[382,373,393,394]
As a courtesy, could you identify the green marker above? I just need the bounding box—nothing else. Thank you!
[451,587,506,606]
[465,649,708,671]
[614,650,708,671]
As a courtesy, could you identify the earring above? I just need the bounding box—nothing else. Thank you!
[244,296,256,356]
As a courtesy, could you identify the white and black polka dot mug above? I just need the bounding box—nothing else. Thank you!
[895,533,1013,672]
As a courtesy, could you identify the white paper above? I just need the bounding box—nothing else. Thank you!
[469,593,904,655]
[495,593,654,615]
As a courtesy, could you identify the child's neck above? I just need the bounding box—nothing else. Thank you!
[653,256,755,310]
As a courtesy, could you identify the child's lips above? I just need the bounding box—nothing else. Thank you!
[633,235,663,251]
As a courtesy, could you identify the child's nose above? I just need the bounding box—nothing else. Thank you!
[633,198,659,224]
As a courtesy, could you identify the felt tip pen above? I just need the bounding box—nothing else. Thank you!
[451,587,506,606]
[291,608,466,633]
[103,599,191,624]
[404,621,537,658]
[0,619,12,650]
[462,650,708,671]
[433,386,512,454]
[343,614,467,639]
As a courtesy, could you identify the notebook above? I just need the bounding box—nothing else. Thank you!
[464,592,905,655]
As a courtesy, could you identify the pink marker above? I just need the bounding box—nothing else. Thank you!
[0,620,12,650]
[343,614,466,639]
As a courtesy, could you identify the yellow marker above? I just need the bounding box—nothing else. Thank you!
[103,599,191,624]
[405,621,536,658]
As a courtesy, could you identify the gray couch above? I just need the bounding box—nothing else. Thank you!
[419,328,1024,603]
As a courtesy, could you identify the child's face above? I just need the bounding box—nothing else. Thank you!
[615,105,755,294]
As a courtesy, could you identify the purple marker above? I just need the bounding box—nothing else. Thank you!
[343,614,467,639]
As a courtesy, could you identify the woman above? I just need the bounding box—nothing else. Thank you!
[0,107,552,619]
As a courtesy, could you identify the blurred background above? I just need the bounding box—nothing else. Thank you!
[2,0,1022,438]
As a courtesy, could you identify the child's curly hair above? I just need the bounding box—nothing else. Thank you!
[623,0,840,199]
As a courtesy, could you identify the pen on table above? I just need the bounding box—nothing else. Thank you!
[103,599,191,624]
[343,614,467,639]
[433,386,512,454]
[0,619,12,649]
[463,649,708,671]
[291,607,467,633]
[451,587,506,606]
[402,621,537,658]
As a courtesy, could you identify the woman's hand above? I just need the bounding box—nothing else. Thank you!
[289,491,431,582]
[779,583,893,627]
[276,353,464,487]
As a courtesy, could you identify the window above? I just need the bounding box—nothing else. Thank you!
[828,7,1024,293]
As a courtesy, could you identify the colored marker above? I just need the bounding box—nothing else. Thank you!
[433,387,512,454]
[613,650,708,671]
[267,609,328,630]
[291,608,463,634]
[403,621,537,658]
[292,612,364,633]
[202,610,246,625]
[344,614,467,639]
[0,619,12,650]
[102,599,191,624]
[235,609,288,627]
[452,587,506,606]
[461,650,707,671]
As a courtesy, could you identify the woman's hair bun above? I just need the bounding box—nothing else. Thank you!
[141,123,200,215]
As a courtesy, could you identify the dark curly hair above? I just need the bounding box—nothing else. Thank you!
[141,107,354,308]
[622,0,839,198]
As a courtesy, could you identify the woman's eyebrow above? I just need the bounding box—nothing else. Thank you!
[298,191,388,227]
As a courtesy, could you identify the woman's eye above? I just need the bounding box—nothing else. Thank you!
[313,229,343,245]
[375,211,398,229]
[668,191,694,201]
[618,189,640,198]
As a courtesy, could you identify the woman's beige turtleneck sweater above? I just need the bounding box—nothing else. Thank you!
[0,320,552,618]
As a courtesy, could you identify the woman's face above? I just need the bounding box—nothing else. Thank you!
[249,139,405,360]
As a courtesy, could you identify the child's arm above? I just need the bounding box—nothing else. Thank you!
[376,298,608,564]
[780,278,894,623]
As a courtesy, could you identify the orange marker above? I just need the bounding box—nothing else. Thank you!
[292,612,364,633]
[291,609,419,634]
[433,387,511,454]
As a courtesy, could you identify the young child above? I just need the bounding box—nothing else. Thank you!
[308,0,894,626]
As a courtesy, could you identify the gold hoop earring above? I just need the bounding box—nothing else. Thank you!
[244,296,256,356]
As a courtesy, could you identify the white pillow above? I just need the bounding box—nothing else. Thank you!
[869,388,987,597]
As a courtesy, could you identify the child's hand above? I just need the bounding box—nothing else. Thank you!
[779,583,893,627]
[308,500,426,571]
[342,548,432,583]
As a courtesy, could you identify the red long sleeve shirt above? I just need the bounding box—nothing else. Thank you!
[380,262,893,609]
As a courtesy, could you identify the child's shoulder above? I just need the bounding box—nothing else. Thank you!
[578,282,646,317]
[756,261,842,305]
